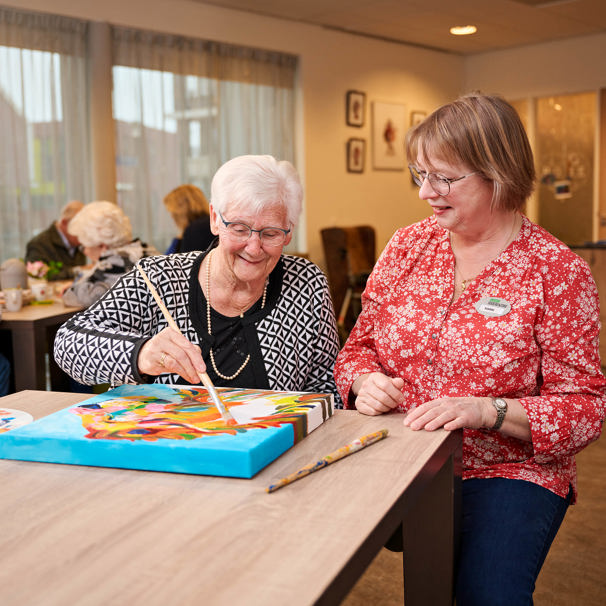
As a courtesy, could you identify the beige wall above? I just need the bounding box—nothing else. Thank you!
[8,0,464,268]
[465,33,606,244]
[465,33,606,99]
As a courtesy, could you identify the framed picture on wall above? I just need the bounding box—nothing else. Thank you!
[372,101,406,170]
[347,138,365,173]
[346,90,366,127]
[410,110,427,126]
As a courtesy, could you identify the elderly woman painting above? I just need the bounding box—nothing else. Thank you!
[54,155,340,401]
[61,201,158,308]
[334,93,606,604]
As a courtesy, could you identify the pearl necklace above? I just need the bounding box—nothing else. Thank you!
[205,250,268,381]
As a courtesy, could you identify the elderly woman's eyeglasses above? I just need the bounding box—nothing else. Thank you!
[408,164,477,196]
[218,211,291,247]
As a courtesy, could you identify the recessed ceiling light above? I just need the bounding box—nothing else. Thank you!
[450,25,478,36]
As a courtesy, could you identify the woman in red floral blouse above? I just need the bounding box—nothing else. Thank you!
[334,93,606,605]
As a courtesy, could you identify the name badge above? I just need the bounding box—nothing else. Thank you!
[474,296,511,317]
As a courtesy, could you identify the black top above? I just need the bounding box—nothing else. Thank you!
[181,215,214,253]
[187,252,283,389]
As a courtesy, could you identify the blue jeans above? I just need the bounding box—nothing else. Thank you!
[456,478,571,606]
[0,352,10,396]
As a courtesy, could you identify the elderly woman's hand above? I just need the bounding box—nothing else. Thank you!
[351,372,405,416]
[138,327,207,384]
[403,396,493,431]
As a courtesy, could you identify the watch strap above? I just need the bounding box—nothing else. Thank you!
[491,397,507,430]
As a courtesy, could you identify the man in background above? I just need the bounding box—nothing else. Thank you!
[25,200,87,280]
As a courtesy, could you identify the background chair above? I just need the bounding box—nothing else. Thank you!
[321,225,376,343]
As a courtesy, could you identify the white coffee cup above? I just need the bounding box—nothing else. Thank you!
[31,282,52,301]
[4,287,23,312]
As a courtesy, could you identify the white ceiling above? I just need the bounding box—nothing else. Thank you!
[190,0,606,54]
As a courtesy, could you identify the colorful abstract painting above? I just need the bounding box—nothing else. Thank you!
[0,384,334,477]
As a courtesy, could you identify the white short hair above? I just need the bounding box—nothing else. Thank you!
[210,155,303,226]
[68,201,132,248]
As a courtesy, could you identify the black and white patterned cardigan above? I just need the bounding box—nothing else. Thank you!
[54,251,342,406]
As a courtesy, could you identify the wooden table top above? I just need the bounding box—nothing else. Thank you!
[1,299,80,323]
[0,390,461,606]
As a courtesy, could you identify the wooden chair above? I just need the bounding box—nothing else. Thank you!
[320,225,376,342]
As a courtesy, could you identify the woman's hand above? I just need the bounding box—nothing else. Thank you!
[138,327,207,384]
[403,396,532,440]
[403,396,494,431]
[351,372,405,416]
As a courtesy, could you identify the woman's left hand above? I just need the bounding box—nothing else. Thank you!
[403,396,494,431]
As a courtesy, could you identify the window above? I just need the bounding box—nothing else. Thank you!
[0,8,298,262]
[112,27,298,253]
[0,8,91,262]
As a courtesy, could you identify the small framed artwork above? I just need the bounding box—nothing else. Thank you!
[346,90,366,127]
[347,138,365,173]
[410,110,427,127]
[372,101,406,171]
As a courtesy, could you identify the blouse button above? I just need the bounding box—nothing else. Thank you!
[427,358,433,365]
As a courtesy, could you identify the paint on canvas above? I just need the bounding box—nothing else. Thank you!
[0,408,33,434]
[0,384,334,477]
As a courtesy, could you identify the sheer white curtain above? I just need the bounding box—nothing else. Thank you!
[112,28,298,253]
[0,8,91,262]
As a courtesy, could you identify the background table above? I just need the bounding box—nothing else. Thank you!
[0,390,461,606]
[0,301,81,390]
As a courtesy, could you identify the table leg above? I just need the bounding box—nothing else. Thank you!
[10,325,47,390]
[401,449,462,606]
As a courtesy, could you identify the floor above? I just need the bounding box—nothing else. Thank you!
[343,433,606,605]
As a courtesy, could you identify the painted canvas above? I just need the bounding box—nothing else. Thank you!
[0,384,334,478]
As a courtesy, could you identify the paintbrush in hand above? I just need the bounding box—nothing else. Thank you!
[135,263,236,426]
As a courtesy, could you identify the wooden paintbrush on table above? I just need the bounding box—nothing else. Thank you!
[135,263,236,426]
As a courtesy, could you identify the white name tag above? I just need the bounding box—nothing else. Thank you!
[474,296,511,317]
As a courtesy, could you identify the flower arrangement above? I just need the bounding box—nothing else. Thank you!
[26,260,63,281]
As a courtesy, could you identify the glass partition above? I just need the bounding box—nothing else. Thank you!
[535,92,595,246]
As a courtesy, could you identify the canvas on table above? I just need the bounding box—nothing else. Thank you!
[0,384,334,478]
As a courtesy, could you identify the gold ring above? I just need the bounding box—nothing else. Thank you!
[160,352,167,368]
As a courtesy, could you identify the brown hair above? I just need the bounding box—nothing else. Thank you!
[163,184,210,232]
[406,93,535,211]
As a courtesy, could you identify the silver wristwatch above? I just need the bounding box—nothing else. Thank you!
[491,397,508,430]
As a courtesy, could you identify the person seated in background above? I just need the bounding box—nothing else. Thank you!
[54,155,340,402]
[163,184,214,254]
[62,201,158,308]
[25,200,87,280]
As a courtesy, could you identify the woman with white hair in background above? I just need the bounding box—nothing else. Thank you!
[54,156,340,402]
[61,200,158,308]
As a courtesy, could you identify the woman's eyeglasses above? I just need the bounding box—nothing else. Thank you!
[408,164,478,196]
[218,211,290,247]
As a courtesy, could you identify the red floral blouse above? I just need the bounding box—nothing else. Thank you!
[335,215,606,501]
